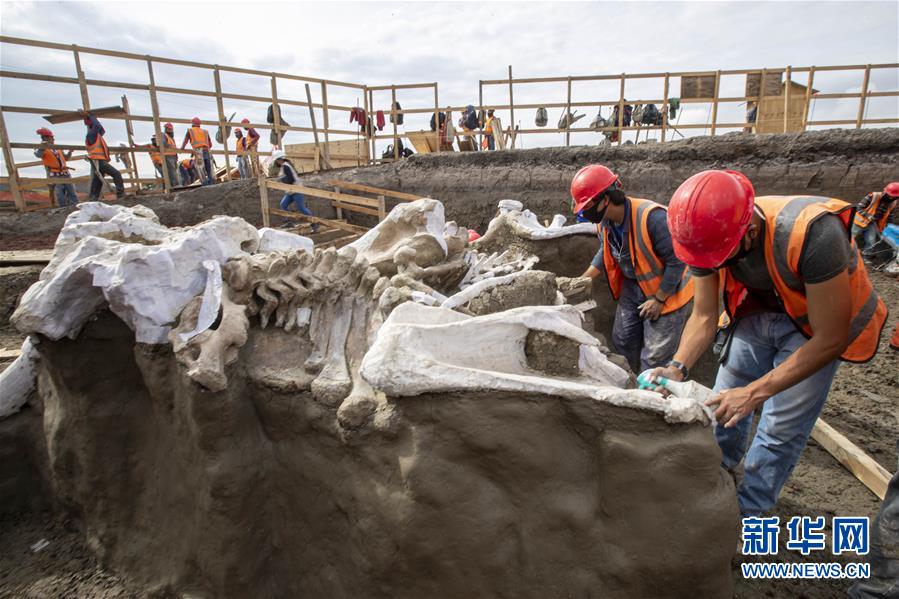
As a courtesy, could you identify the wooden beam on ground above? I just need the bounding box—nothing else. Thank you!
[811,418,891,500]
[43,104,125,125]
[266,180,380,208]
[0,348,23,360]
[268,208,369,234]
[324,179,421,201]
[0,249,53,265]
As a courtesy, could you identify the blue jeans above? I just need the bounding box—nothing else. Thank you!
[713,312,840,516]
[486,134,495,150]
[280,193,317,231]
[236,156,249,179]
[53,181,78,206]
[851,223,880,254]
[611,278,690,372]
[196,148,214,185]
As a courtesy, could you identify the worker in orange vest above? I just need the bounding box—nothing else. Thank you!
[571,164,694,372]
[156,123,181,187]
[179,157,198,186]
[34,128,78,206]
[180,117,214,185]
[852,182,899,255]
[83,112,125,201]
[234,129,249,179]
[482,109,496,150]
[653,170,888,517]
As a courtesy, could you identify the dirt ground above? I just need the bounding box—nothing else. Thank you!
[0,270,896,598]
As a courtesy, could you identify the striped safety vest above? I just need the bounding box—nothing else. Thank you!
[721,196,887,363]
[853,192,896,232]
[234,136,247,156]
[188,126,211,149]
[86,133,110,161]
[41,148,68,174]
[601,197,694,315]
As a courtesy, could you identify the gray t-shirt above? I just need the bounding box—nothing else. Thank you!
[690,214,852,313]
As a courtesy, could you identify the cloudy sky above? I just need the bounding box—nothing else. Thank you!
[1,0,897,179]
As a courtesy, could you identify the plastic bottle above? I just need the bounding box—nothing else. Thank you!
[637,371,714,401]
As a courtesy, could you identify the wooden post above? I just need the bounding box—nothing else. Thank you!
[333,185,343,220]
[391,88,399,161]
[364,87,373,165]
[565,76,572,147]
[616,74,625,145]
[710,70,721,136]
[661,73,670,142]
[74,46,113,196]
[782,65,792,134]
[801,67,816,131]
[377,194,386,221]
[433,84,440,154]
[121,94,140,192]
[270,74,282,148]
[304,83,329,170]
[320,81,331,163]
[0,108,25,212]
[258,172,270,228]
[213,67,232,181]
[478,80,484,151]
[508,65,515,148]
[145,59,172,192]
[754,69,767,134]
[856,65,871,129]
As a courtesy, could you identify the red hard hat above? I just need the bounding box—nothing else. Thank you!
[884,182,899,197]
[164,122,174,129]
[667,170,755,269]
[241,118,250,124]
[36,127,53,137]
[570,164,619,213]
[467,229,481,242]
[191,117,201,126]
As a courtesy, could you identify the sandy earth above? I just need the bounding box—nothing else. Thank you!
[0,265,895,598]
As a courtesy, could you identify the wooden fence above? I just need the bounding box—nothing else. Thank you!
[2,33,898,214]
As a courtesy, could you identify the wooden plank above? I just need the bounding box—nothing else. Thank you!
[801,67,816,130]
[304,83,331,169]
[324,179,421,201]
[269,208,369,234]
[0,108,25,212]
[43,104,126,125]
[213,68,232,182]
[508,65,515,146]
[266,180,380,208]
[811,418,891,500]
[856,65,871,129]
[0,249,53,265]
[258,174,270,228]
[0,348,22,360]
[710,70,721,135]
[661,73,670,142]
[320,81,331,163]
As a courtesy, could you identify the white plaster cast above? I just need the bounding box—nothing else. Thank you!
[348,199,448,269]
[441,271,537,309]
[0,337,38,420]
[12,204,259,344]
[498,199,524,213]
[257,228,314,253]
[178,261,223,343]
[361,303,711,425]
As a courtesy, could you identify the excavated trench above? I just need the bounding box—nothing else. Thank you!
[0,128,897,598]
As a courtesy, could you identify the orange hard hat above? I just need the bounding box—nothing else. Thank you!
[191,117,201,126]
[570,164,619,213]
[36,127,53,137]
[164,122,174,129]
[884,182,899,197]
[667,170,755,269]
[241,118,250,124]
[467,229,481,242]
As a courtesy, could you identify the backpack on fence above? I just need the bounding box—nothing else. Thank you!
[382,138,407,159]
[535,107,548,127]
[429,111,447,131]
[390,101,404,125]
[641,103,662,125]
[589,110,607,131]
[463,109,479,130]
[557,110,585,129]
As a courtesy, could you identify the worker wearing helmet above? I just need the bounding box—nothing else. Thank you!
[571,165,694,372]
[82,112,125,201]
[34,128,78,207]
[234,129,249,179]
[655,170,888,517]
[241,118,260,177]
[180,117,214,185]
[271,150,318,233]
[851,182,899,255]
[179,157,198,186]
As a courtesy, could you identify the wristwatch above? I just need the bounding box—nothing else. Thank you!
[667,359,689,380]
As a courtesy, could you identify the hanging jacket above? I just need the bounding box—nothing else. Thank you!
[601,197,694,315]
[350,107,366,125]
[721,196,887,363]
[854,192,896,232]
[376,110,386,131]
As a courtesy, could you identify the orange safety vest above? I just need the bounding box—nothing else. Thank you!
[601,197,694,315]
[180,158,193,170]
[188,126,211,149]
[234,136,247,156]
[484,116,494,134]
[245,132,259,151]
[162,133,177,156]
[149,145,162,165]
[721,195,887,363]
[853,192,896,232]
[41,148,68,174]
[86,133,110,161]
